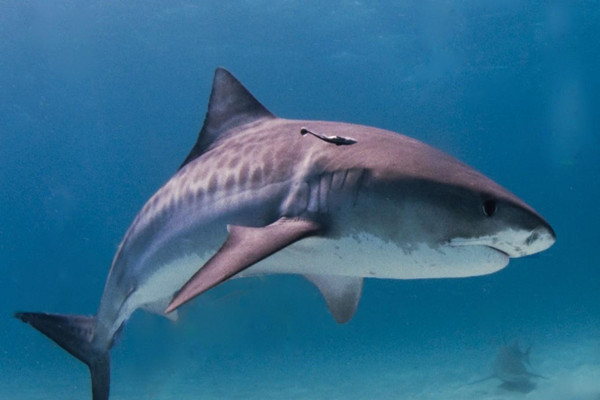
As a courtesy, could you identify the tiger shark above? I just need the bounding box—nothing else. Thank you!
[15,67,555,399]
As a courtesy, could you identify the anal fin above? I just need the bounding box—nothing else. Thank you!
[166,217,321,313]
[304,274,363,324]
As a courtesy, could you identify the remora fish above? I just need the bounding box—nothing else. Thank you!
[15,68,555,399]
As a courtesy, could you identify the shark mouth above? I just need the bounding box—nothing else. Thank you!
[484,245,510,258]
[446,238,510,257]
[449,225,555,258]
[493,247,512,258]
[448,239,510,256]
[448,229,543,258]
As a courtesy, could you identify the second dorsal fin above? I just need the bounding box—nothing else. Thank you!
[180,68,275,169]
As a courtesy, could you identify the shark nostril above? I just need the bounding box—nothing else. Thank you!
[525,230,540,246]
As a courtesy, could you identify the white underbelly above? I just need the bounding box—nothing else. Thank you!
[111,231,508,333]
[244,232,510,279]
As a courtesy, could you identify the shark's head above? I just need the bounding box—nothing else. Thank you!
[398,174,555,260]
[328,124,557,277]
[345,170,556,278]
[445,184,555,259]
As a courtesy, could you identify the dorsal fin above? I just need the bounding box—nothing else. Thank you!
[179,68,275,169]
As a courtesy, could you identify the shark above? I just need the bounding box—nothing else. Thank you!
[15,68,555,400]
[470,341,546,392]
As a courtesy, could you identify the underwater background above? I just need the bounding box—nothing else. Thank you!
[1,1,598,399]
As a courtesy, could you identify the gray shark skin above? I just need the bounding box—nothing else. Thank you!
[15,68,555,400]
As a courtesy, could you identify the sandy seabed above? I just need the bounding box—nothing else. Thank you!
[4,330,599,400]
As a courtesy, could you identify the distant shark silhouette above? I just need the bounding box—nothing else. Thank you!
[471,341,546,392]
[15,68,555,399]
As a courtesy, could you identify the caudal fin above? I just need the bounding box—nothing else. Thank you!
[15,312,111,400]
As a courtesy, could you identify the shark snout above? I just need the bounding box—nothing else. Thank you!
[493,224,555,258]
[523,224,556,256]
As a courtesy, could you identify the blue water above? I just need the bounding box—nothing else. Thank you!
[1,1,599,399]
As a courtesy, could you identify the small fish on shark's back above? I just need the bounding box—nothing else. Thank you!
[15,68,556,400]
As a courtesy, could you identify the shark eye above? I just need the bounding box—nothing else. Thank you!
[482,199,497,217]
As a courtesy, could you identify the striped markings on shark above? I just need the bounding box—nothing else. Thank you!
[15,68,555,399]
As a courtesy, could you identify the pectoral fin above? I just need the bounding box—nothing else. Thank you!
[166,217,321,313]
[304,274,363,324]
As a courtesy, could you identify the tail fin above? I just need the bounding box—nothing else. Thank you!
[15,312,110,400]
